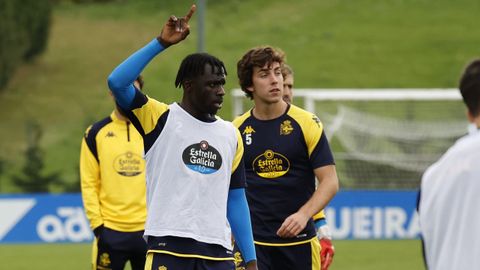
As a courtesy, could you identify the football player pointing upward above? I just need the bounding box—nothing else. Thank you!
[108,5,257,270]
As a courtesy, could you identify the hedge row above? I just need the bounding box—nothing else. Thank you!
[0,0,52,90]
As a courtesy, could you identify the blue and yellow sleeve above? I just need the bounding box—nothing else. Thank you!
[229,128,247,189]
[227,188,256,264]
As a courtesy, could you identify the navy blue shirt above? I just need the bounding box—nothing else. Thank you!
[233,104,334,244]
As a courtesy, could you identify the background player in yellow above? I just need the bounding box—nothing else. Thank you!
[107,5,257,270]
[80,77,147,270]
[282,64,335,270]
[233,46,339,270]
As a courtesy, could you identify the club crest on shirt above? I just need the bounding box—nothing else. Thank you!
[312,114,321,127]
[253,150,290,178]
[182,140,222,174]
[158,266,167,270]
[113,151,145,176]
[280,120,294,135]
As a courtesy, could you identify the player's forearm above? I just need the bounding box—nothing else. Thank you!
[107,38,165,109]
[227,188,257,264]
[80,174,102,228]
[297,189,334,220]
[300,167,339,218]
[80,185,103,229]
[297,192,328,219]
[80,148,103,228]
[83,203,103,229]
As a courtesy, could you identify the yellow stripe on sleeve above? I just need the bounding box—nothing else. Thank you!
[313,210,326,221]
[232,111,251,129]
[287,105,324,156]
[232,128,244,172]
[131,96,169,135]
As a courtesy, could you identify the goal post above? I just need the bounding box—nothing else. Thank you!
[231,88,468,189]
[232,88,462,116]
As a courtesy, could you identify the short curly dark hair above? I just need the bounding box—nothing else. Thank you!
[237,46,285,99]
[459,59,480,117]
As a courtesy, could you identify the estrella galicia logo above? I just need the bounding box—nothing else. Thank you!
[182,140,222,174]
[253,150,290,178]
[113,151,145,176]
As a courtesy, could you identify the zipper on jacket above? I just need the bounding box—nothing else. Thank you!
[126,122,131,142]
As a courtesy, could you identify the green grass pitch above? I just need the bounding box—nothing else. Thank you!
[0,239,424,270]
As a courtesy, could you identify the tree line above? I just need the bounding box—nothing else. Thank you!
[0,0,52,90]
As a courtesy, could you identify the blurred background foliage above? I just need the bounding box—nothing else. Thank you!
[0,0,52,89]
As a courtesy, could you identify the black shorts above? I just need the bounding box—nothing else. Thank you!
[234,238,320,270]
[145,252,235,270]
[93,227,147,270]
[144,236,235,270]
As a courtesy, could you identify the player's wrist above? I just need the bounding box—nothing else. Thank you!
[317,224,332,240]
[156,34,171,48]
[245,259,258,270]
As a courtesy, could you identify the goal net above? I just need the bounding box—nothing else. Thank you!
[231,89,469,189]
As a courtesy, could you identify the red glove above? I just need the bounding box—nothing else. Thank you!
[320,238,334,270]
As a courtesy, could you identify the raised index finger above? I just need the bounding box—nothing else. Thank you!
[184,4,196,22]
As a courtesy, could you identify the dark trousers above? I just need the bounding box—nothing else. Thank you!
[93,227,147,270]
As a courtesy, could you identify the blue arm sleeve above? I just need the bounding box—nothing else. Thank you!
[227,188,256,264]
[107,38,165,109]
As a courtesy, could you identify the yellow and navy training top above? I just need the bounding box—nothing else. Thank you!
[80,111,146,232]
[233,104,334,245]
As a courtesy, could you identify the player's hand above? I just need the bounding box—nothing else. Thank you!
[158,4,196,47]
[276,212,310,238]
[245,260,258,270]
[320,238,335,270]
